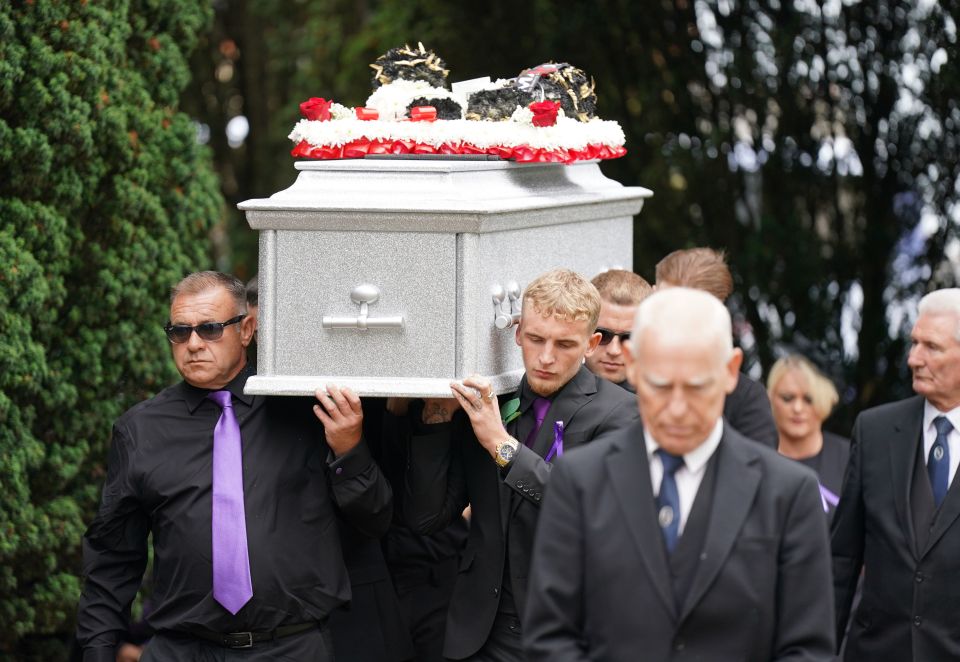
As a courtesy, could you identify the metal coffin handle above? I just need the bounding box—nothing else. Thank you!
[492,281,522,329]
[322,284,404,330]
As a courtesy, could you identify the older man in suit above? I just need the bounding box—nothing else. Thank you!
[832,288,960,660]
[656,247,778,447]
[404,268,638,661]
[523,287,834,662]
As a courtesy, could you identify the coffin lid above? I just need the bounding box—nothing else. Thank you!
[239,159,652,233]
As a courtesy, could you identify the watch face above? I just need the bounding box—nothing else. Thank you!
[498,442,517,464]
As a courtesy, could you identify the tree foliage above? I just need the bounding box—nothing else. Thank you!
[0,2,221,658]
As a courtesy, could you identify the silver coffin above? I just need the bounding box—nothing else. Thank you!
[240,158,652,397]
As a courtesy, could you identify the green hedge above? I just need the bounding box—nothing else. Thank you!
[0,2,221,658]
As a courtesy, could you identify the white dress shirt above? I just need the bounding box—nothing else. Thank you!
[922,400,960,487]
[645,419,723,535]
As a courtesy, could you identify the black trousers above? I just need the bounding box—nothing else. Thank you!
[140,627,334,662]
[391,556,459,662]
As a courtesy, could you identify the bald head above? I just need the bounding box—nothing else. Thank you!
[631,287,734,361]
[625,287,742,455]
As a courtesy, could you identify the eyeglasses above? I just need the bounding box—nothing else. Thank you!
[164,315,245,344]
[596,327,631,346]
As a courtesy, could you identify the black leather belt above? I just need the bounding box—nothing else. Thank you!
[186,621,320,649]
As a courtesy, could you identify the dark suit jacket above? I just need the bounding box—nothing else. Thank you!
[524,420,835,662]
[724,373,778,447]
[404,366,638,659]
[832,396,960,661]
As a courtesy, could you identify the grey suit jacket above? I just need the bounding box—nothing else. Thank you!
[832,396,960,661]
[524,420,835,662]
[404,366,638,659]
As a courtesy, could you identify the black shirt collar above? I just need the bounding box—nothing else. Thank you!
[181,363,256,413]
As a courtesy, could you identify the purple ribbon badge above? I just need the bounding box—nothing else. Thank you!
[819,483,839,513]
[545,420,564,463]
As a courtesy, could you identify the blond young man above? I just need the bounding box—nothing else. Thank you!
[585,269,653,390]
[404,268,638,661]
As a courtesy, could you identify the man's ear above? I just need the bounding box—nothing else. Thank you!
[724,347,744,394]
[584,331,602,357]
[515,320,523,347]
[240,313,256,348]
[623,339,637,386]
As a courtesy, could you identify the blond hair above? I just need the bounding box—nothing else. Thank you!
[523,268,601,329]
[766,355,839,420]
[591,269,653,306]
[655,247,734,302]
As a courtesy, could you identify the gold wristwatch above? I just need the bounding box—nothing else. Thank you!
[494,436,521,468]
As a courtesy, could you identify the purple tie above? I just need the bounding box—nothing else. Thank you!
[207,390,253,614]
[524,397,552,448]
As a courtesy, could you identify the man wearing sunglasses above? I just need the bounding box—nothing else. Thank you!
[585,269,653,392]
[77,271,393,662]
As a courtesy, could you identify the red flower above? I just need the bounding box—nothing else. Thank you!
[529,100,561,127]
[300,97,332,121]
[409,106,437,122]
[355,107,379,120]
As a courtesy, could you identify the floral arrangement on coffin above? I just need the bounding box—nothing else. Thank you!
[289,43,627,164]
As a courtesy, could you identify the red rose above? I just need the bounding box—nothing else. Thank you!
[300,97,332,121]
[529,100,561,127]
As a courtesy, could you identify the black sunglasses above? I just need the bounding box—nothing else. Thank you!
[596,327,631,346]
[164,315,246,344]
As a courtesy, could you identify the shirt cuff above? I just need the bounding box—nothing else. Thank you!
[327,438,374,479]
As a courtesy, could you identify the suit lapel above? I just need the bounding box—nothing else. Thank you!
[924,482,960,556]
[606,423,676,618]
[922,406,960,554]
[508,369,595,522]
[531,367,595,458]
[679,431,761,622]
[889,398,923,559]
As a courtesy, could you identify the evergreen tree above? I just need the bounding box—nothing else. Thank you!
[0,2,221,658]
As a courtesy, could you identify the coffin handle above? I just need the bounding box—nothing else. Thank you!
[322,284,404,330]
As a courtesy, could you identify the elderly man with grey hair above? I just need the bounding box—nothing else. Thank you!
[833,288,960,661]
[523,287,834,662]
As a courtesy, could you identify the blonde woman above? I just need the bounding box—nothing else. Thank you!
[767,355,850,519]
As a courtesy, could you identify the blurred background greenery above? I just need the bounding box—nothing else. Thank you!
[1,0,958,658]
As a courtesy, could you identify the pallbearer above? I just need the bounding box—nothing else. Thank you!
[76,271,392,662]
[403,268,637,661]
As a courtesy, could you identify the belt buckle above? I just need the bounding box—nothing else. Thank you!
[226,631,254,649]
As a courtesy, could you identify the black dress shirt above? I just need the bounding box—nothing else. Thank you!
[797,430,850,521]
[76,365,392,662]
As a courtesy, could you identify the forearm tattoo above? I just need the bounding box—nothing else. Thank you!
[422,401,455,424]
